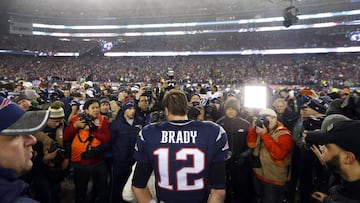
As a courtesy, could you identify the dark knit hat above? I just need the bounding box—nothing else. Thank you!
[121,96,135,111]
[48,101,65,121]
[100,97,110,105]
[224,97,240,112]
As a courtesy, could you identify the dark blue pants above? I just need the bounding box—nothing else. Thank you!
[73,161,109,203]
[110,164,131,203]
[253,176,286,203]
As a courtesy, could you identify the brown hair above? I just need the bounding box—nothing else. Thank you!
[162,89,188,116]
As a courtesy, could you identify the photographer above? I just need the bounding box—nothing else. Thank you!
[247,108,293,203]
[216,97,254,203]
[64,98,111,203]
[299,99,329,203]
[304,120,360,203]
[188,93,205,121]
[31,102,70,203]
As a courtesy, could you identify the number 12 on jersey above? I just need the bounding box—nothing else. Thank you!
[153,147,206,191]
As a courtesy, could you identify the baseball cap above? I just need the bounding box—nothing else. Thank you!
[0,98,50,135]
[306,120,360,160]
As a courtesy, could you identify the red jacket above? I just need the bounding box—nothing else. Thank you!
[64,114,111,165]
[247,121,293,185]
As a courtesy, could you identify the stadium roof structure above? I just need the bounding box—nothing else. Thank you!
[4,0,359,21]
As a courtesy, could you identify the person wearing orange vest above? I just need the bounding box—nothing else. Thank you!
[64,98,111,203]
[247,108,293,203]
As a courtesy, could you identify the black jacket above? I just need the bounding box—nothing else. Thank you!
[324,180,360,203]
[216,116,250,160]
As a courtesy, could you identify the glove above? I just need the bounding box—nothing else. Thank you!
[81,147,100,160]
[236,149,254,167]
[236,155,246,166]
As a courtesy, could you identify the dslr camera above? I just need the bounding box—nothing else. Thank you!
[188,101,202,120]
[79,113,98,132]
[255,116,270,129]
[48,141,65,154]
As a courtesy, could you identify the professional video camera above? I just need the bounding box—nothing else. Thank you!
[79,113,98,132]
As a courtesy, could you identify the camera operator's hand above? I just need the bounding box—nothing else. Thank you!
[251,116,258,128]
[236,153,247,166]
[310,144,326,165]
[43,149,59,162]
[136,87,145,100]
[255,125,268,136]
[73,118,87,129]
[311,191,328,202]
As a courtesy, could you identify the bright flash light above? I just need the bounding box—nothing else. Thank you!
[244,86,267,109]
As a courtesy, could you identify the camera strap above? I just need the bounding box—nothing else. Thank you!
[76,132,94,151]
[76,131,92,143]
[253,139,262,156]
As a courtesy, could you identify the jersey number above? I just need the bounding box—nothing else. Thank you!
[153,148,205,191]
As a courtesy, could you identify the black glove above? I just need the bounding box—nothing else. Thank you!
[81,144,108,160]
[81,148,99,160]
[236,155,246,166]
[236,149,255,167]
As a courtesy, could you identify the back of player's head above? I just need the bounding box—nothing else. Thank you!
[163,89,188,116]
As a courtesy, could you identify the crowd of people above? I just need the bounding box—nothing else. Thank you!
[1,75,360,203]
[1,29,357,53]
[1,1,359,203]
[0,54,359,88]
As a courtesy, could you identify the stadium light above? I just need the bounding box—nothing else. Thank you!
[283,6,299,28]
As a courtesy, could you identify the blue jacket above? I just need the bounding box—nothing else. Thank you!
[0,167,38,203]
[110,110,143,170]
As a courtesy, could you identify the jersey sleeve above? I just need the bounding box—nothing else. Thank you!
[133,130,148,163]
[212,125,230,162]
